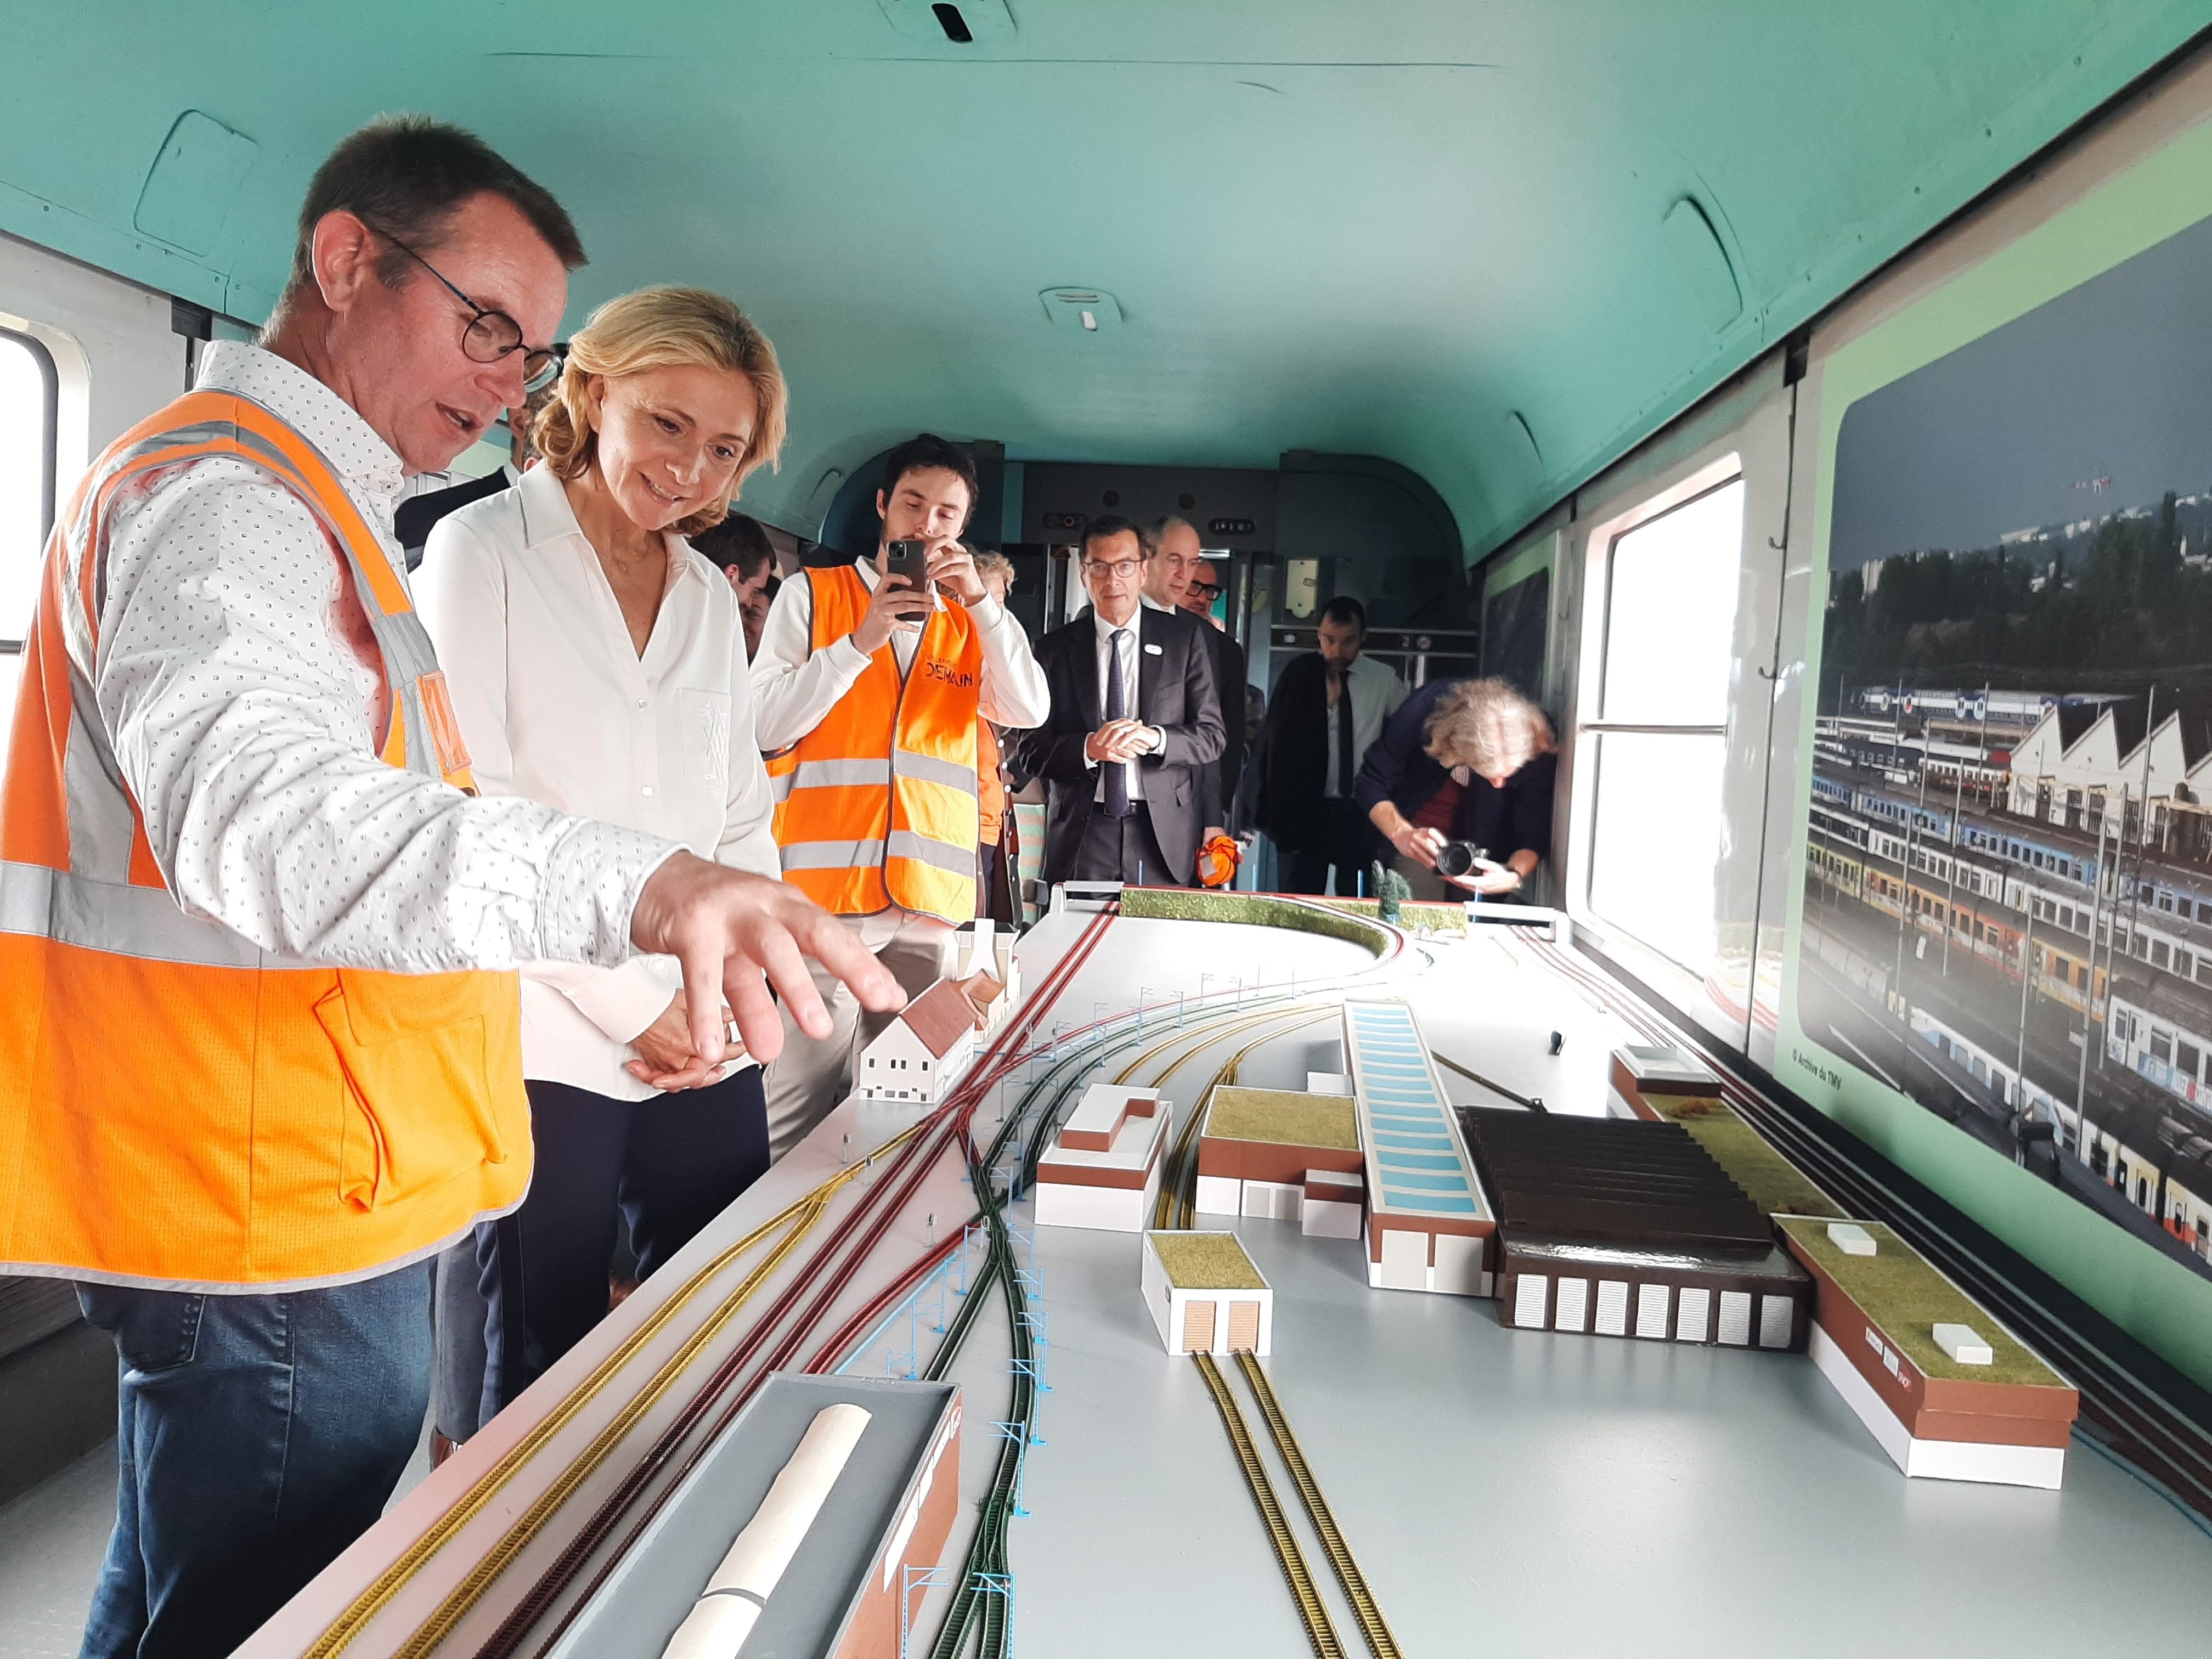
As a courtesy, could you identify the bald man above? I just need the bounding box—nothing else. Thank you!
[1144,518,1244,847]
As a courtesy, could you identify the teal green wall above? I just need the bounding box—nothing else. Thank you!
[1781,115,2212,1387]
[1,4,2205,545]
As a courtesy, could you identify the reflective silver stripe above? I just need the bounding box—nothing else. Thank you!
[63,664,136,884]
[770,769,794,803]
[894,751,979,796]
[780,838,887,872]
[886,830,978,878]
[0,860,312,970]
[785,757,893,791]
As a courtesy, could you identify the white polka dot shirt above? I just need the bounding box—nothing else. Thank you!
[97,341,679,971]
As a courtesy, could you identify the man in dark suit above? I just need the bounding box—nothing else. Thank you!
[1017,516,1224,887]
[1144,518,1248,844]
[395,375,556,568]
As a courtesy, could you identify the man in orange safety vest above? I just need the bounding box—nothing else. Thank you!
[0,117,899,1659]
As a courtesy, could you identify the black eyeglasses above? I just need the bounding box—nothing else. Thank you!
[1188,580,1222,599]
[370,227,563,393]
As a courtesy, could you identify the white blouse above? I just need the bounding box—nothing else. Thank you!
[417,465,781,1099]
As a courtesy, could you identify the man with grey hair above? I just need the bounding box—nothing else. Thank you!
[1355,675,1556,901]
[1144,517,1245,847]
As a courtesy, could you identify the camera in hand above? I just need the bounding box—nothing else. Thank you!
[1434,840,1489,879]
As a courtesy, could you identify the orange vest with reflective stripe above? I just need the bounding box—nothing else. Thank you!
[0,390,530,1291]
[766,566,981,923]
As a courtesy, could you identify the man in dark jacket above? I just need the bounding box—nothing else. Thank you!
[1016,517,1224,886]
[1252,596,1406,893]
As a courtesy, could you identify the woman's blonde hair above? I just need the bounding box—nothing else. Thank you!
[534,285,787,537]
[1423,678,1555,778]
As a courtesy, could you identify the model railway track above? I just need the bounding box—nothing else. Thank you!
[1232,1352,1403,1659]
[483,909,1130,1659]
[1522,933,2212,1521]
[306,909,1121,1659]
[1192,1352,1346,1659]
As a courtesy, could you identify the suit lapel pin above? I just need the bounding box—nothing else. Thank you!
[1143,642,1163,654]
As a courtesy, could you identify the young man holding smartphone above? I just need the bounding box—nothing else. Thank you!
[751,435,1049,1156]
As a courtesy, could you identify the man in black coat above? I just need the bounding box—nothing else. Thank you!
[1252,596,1408,894]
[1015,517,1225,887]
[1144,519,1247,840]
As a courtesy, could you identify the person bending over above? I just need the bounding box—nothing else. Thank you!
[750,436,1048,1158]
[1015,517,1224,887]
[420,285,788,1426]
[1356,676,1556,902]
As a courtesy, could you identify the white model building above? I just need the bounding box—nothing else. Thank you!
[1034,1086,1172,1232]
[948,919,1023,1006]
[1344,1000,1496,1296]
[1141,1231,1274,1357]
[1191,1086,1364,1236]
[855,978,981,1103]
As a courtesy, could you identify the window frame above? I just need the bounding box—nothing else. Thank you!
[0,323,59,654]
[1572,454,1747,976]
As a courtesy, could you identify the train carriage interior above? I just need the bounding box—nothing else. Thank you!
[7,5,2212,1656]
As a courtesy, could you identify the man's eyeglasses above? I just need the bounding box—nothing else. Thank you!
[370,227,564,393]
[1188,580,1222,600]
[1082,558,1143,579]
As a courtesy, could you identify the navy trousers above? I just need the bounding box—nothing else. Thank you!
[75,1264,432,1659]
[476,1068,770,1421]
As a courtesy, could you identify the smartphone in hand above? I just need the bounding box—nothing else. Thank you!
[884,538,942,611]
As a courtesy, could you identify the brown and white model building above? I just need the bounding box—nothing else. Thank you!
[1034,1085,1172,1233]
[1778,1216,2079,1489]
[1193,1086,1365,1239]
[1344,1000,1495,1293]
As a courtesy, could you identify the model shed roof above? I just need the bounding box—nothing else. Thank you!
[893,979,985,1059]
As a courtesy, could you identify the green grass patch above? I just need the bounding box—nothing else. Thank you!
[1148,1230,1268,1290]
[1313,898,1467,936]
[1776,1216,2063,1387]
[1116,888,1392,956]
[1204,1086,1359,1151]
[1655,1100,1844,1219]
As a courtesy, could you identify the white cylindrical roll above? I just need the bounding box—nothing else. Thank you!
[661,1402,873,1659]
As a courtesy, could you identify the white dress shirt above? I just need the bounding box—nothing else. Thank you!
[1085,606,1164,803]
[1322,652,1410,799]
[417,466,781,1099]
[750,554,1049,751]
[95,340,673,972]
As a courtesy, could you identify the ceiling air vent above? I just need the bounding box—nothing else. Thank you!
[876,0,1014,43]
[1040,288,1124,335]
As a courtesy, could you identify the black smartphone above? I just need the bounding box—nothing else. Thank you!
[884,539,928,585]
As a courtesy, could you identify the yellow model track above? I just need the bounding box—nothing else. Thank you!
[1192,1352,1346,1659]
[1234,1352,1403,1659]
[305,1124,923,1658]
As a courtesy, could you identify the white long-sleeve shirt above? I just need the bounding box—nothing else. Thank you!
[749,554,1050,751]
[416,465,780,1098]
[96,340,675,973]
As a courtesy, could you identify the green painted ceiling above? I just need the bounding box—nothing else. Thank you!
[2,3,2205,554]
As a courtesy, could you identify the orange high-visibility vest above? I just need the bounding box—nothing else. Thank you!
[0,389,530,1291]
[766,566,980,923]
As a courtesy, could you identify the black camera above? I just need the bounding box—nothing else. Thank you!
[1434,840,1489,879]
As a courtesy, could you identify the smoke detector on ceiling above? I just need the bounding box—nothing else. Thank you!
[877,0,1015,44]
[1040,288,1124,335]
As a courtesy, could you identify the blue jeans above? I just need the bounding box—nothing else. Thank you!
[75,1263,433,1659]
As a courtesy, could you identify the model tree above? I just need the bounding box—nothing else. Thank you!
[1372,860,1410,924]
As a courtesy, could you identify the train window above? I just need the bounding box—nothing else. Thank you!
[1585,475,1744,972]
[0,328,58,763]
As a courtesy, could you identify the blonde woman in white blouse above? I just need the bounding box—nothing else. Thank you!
[418,286,789,1421]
